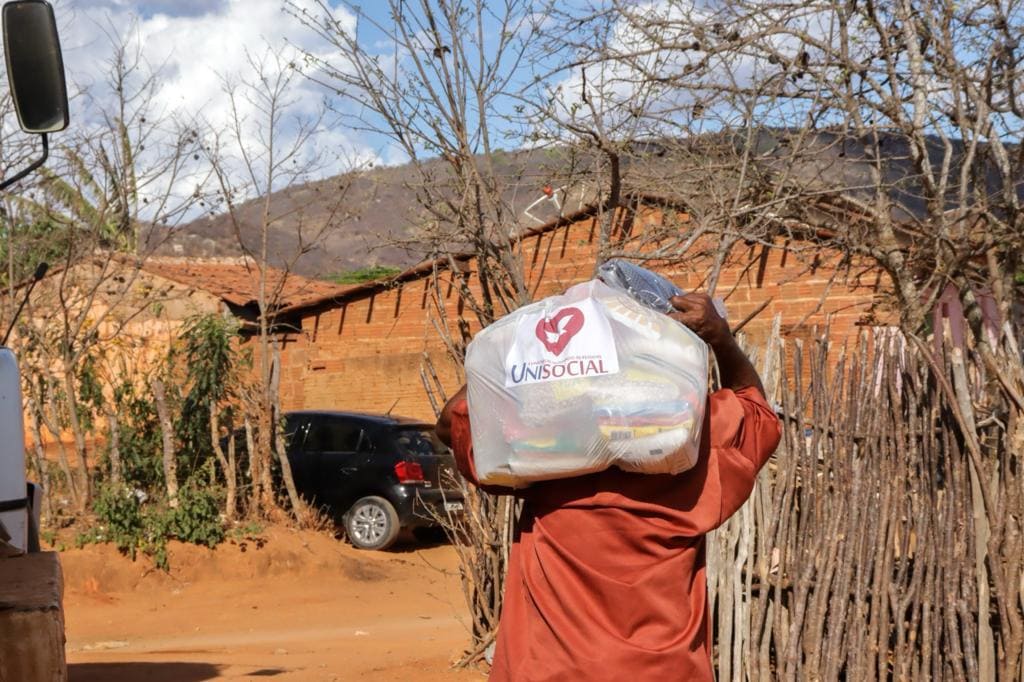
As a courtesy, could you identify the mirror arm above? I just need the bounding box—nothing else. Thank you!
[1,261,48,346]
[0,133,48,192]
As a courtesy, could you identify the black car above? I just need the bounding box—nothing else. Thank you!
[281,410,464,550]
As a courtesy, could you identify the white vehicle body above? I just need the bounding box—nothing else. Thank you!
[0,347,28,552]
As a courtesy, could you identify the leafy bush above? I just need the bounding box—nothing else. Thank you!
[173,314,244,482]
[77,484,167,566]
[169,483,225,547]
[79,481,225,570]
[227,521,267,552]
[108,382,164,491]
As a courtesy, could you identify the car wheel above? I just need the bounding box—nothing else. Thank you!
[345,496,400,550]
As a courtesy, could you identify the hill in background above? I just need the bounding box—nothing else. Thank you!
[142,149,593,281]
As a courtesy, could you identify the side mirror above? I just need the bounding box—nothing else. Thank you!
[3,0,68,134]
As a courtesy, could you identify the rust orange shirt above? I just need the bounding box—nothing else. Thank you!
[448,386,781,682]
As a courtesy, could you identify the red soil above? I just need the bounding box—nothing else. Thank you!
[59,526,487,681]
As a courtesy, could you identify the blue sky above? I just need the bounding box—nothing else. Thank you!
[52,0,528,153]
[26,0,828,219]
[33,0,1024,222]
[35,0,398,217]
[37,0,552,219]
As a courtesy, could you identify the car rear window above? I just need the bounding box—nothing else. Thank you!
[305,419,363,452]
[393,427,447,457]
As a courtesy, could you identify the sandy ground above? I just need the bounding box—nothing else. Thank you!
[59,526,488,681]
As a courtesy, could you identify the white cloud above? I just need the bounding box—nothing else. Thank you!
[70,0,228,18]
[40,0,375,221]
[535,0,848,142]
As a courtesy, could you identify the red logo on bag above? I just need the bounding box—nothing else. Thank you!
[535,307,584,356]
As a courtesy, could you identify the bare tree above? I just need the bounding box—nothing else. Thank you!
[290,0,560,661]
[203,47,351,522]
[543,1,1024,678]
[8,32,205,513]
[291,0,547,323]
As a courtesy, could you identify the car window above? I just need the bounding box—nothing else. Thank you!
[305,419,362,452]
[355,428,376,453]
[393,427,447,458]
[283,416,310,450]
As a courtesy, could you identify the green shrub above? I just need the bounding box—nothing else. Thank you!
[107,382,164,492]
[228,520,265,541]
[78,484,168,567]
[173,314,245,483]
[169,483,225,547]
[329,265,401,284]
[84,485,145,555]
[79,481,225,570]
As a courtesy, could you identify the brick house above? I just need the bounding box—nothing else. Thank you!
[267,198,893,422]
[17,253,348,371]
[139,256,348,326]
[15,254,348,445]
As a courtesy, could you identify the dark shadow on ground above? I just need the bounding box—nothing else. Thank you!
[331,527,454,554]
[69,662,222,682]
[385,529,454,554]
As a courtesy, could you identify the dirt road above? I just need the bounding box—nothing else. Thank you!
[59,527,486,681]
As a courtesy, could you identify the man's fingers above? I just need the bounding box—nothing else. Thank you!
[669,294,699,311]
[669,310,701,327]
[669,293,710,312]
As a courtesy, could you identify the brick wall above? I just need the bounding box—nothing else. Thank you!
[274,206,893,421]
[19,264,225,446]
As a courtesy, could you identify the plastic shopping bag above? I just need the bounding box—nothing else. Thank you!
[465,280,708,488]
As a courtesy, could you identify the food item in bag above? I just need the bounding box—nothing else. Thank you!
[597,259,684,313]
[465,280,708,487]
[598,258,729,319]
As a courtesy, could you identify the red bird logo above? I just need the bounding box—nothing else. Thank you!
[535,307,584,355]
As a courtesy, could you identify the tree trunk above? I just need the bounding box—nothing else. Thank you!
[26,398,54,521]
[946,325,996,682]
[257,355,275,512]
[270,338,307,524]
[255,402,275,512]
[150,378,178,508]
[210,404,235,521]
[40,385,79,509]
[259,406,275,511]
[252,327,276,514]
[104,407,122,487]
[228,431,238,520]
[62,370,91,511]
[244,416,260,516]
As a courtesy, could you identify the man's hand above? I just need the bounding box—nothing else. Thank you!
[667,292,766,397]
[668,293,731,348]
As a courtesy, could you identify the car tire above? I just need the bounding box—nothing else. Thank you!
[344,496,400,551]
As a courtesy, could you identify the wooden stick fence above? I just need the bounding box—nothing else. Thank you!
[708,320,1023,681]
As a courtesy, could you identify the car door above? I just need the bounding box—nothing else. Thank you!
[346,424,384,495]
[303,416,368,513]
[281,414,314,499]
